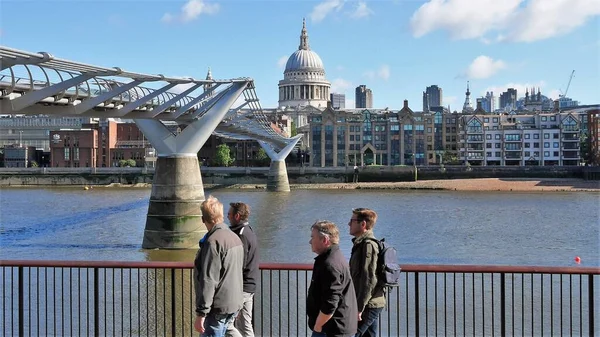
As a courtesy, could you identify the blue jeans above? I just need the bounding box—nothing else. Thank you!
[202,312,237,337]
[355,307,384,337]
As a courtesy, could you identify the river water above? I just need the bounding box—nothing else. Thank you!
[1,187,598,267]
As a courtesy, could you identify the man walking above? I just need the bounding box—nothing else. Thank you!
[227,202,259,337]
[348,208,385,337]
[194,196,244,337]
[307,220,358,337]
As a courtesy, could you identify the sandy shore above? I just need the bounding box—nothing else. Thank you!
[208,178,600,192]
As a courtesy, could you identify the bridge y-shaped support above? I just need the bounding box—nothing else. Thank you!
[136,81,249,249]
[258,135,302,192]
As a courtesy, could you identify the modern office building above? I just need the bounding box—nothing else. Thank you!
[355,85,373,109]
[499,88,518,110]
[458,112,583,166]
[330,93,345,109]
[586,109,600,165]
[422,85,443,112]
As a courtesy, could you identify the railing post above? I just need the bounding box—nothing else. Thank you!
[589,274,594,336]
[415,272,419,336]
[171,268,176,337]
[500,273,506,337]
[18,266,23,337]
[94,267,99,337]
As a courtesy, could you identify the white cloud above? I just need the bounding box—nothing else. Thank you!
[277,56,288,69]
[351,1,374,19]
[310,0,344,22]
[364,64,391,81]
[410,0,600,42]
[162,0,219,24]
[464,56,506,79]
[331,78,353,93]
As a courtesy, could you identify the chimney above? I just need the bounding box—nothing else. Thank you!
[403,100,409,108]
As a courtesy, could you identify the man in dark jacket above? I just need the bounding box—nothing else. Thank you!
[227,202,259,337]
[194,196,244,337]
[307,220,358,337]
[348,208,385,337]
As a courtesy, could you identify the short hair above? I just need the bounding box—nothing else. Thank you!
[352,208,378,230]
[201,195,224,224]
[311,220,340,245]
[229,202,250,222]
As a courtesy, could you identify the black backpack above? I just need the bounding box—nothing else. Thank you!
[366,238,401,287]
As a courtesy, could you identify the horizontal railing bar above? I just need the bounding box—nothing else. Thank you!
[1,260,599,274]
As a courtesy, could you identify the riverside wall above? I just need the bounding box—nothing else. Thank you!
[0,166,598,186]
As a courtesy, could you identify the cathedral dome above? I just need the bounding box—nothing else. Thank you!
[283,18,325,74]
[285,49,324,72]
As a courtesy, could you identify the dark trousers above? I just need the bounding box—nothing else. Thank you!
[355,307,384,337]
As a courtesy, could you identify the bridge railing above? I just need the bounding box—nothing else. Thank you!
[0,260,598,336]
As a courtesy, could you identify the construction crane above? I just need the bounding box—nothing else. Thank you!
[559,70,575,98]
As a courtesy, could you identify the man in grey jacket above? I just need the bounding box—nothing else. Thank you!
[194,195,245,337]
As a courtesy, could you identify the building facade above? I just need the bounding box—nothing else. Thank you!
[587,109,600,165]
[499,88,517,111]
[49,129,98,168]
[330,93,345,109]
[308,100,458,167]
[458,112,583,166]
[355,85,373,109]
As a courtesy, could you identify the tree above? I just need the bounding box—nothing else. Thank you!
[442,151,460,165]
[290,121,298,137]
[118,159,136,167]
[214,143,235,167]
[256,148,269,166]
[29,160,39,168]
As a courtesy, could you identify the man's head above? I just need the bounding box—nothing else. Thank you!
[228,202,250,226]
[200,195,224,230]
[348,208,378,237]
[310,220,340,255]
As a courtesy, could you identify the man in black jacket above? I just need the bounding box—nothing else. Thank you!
[307,220,358,337]
[227,202,259,337]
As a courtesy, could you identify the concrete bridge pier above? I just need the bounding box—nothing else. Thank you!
[259,136,302,192]
[135,81,249,249]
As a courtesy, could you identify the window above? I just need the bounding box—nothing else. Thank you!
[553,133,559,139]
[534,151,539,157]
[550,116,556,121]
[544,134,550,139]
[534,142,540,148]
[495,143,501,148]
[493,118,498,123]
[350,135,354,141]
[544,151,550,157]
[553,151,559,156]
[541,116,547,122]
[495,134,501,140]
[505,134,521,141]
[486,143,492,148]
[525,134,530,139]
[534,134,540,139]
[486,152,492,157]
[524,143,530,148]
[486,134,492,140]
[427,127,432,133]
[495,152,501,157]
[525,151,531,157]
[64,148,70,160]
[544,142,550,148]
[484,118,489,123]
[553,142,559,148]
[74,148,79,161]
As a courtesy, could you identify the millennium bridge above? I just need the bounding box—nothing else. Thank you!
[0,46,300,249]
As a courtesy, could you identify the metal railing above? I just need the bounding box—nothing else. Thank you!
[1,260,598,336]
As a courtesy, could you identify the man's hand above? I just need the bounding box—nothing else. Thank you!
[194,316,205,334]
[358,311,363,321]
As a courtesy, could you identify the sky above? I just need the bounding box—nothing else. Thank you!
[1,0,599,111]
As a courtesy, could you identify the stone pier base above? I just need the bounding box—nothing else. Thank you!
[142,156,206,249]
[267,160,290,192]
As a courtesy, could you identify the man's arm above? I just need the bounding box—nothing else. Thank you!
[314,265,344,330]
[355,242,379,313]
[194,242,222,316]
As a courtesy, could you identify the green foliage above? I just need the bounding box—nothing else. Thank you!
[214,144,235,167]
[29,160,39,168]
[290,121,298,137]
[442,151,460,165]
[256,148,270,166]
[118,159,137,167]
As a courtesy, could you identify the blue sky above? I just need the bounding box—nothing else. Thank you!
[1,0,599,110]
